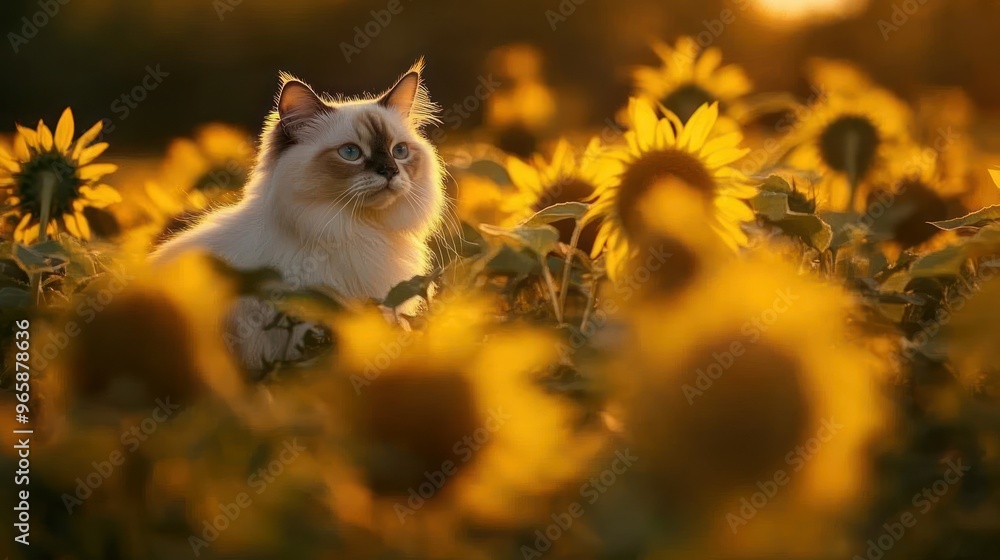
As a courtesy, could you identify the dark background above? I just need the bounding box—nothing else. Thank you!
[1,0,998,153]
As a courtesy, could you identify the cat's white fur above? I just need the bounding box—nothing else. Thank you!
[151,63,444,374]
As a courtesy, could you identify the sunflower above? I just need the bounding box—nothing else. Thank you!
[633,36,752,125]
[0,108,120,243]
[610,253,888,556]
[786,79,915,211]
[321,297,601,548]
[504,137,617,254]
[587,98,756,281]
[144,123,255,218]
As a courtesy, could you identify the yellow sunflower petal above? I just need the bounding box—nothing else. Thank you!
[77,142,109,166]
[590,221,613,259]
[78,163,118,182]
[21,223,40,244]
[15,213,32,235]
[506,157,543,195]
[63,212,82,238]
[0,150,20,174]
[72,120,105,160]
[54,108,75,153]
[15,125,39,151]
[37,121,54,152]
[654,118,676,148]
[702,146,750,169]
[79,184,122,208]
[716,196,756,221]
[700,132,743,156]
[75,211,92,240]
[678,102,718,152]
[13,135,31,161]
[629,98,659,151]
[989,168,1000,188]
[694,47,723,80]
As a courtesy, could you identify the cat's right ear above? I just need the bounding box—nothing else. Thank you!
[277,77,327,134]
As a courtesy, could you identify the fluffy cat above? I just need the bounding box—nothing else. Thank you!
[151,61,445,376]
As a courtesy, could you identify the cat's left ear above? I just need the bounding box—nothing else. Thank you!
[379,70,421,118]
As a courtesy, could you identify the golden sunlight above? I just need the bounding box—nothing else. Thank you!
[749,0,870,25]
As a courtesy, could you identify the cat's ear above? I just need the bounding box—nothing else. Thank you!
[277,76,327,133]
[379,70,421,118]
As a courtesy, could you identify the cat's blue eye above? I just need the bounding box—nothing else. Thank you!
[338,143,362,161]
[392,142,409,160]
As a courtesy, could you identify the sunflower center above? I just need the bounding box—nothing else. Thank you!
[637,234,701,297]
[616,149,716,237]
[534,178,600,253]
[818,116,880,183]
[636,339,812,501]
[356,374,479,496]
[16,151,81,216]
[662,83,717,124]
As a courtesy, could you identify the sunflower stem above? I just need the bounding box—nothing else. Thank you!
[558,220,583,323]
[29,172,57,303]
[37,171,56,244]
[539,255,563,323]
[579,276,598,332]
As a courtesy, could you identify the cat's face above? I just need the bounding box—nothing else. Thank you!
[260,65,444,239]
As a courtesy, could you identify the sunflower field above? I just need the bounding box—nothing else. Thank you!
[2,1,1000,559]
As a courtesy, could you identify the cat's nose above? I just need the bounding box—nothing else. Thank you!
[375,163,399,181]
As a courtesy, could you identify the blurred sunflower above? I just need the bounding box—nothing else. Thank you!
[865,144,961,250]
[0,108,120,243]
[144,123,255,218]
[587,98,756,281]
[323,298,601,547]
[786,80,914,211]
[633,36,752,124]
[610,253,888,556]
[504,138,616,254]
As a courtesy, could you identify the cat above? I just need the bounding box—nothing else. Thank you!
[151,61,445,377]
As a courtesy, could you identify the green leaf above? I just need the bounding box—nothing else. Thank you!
[929,205,1000,231]
[909,224,1000,278]
[752,191,832,251]
[758,175,794,194]
[778,213,833,252]
[483,245,539,277]
[523,202,590,227]
[752,191,791,221]
[13,244,58,274]
[479,223,561,256]
[383,272,439,309]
